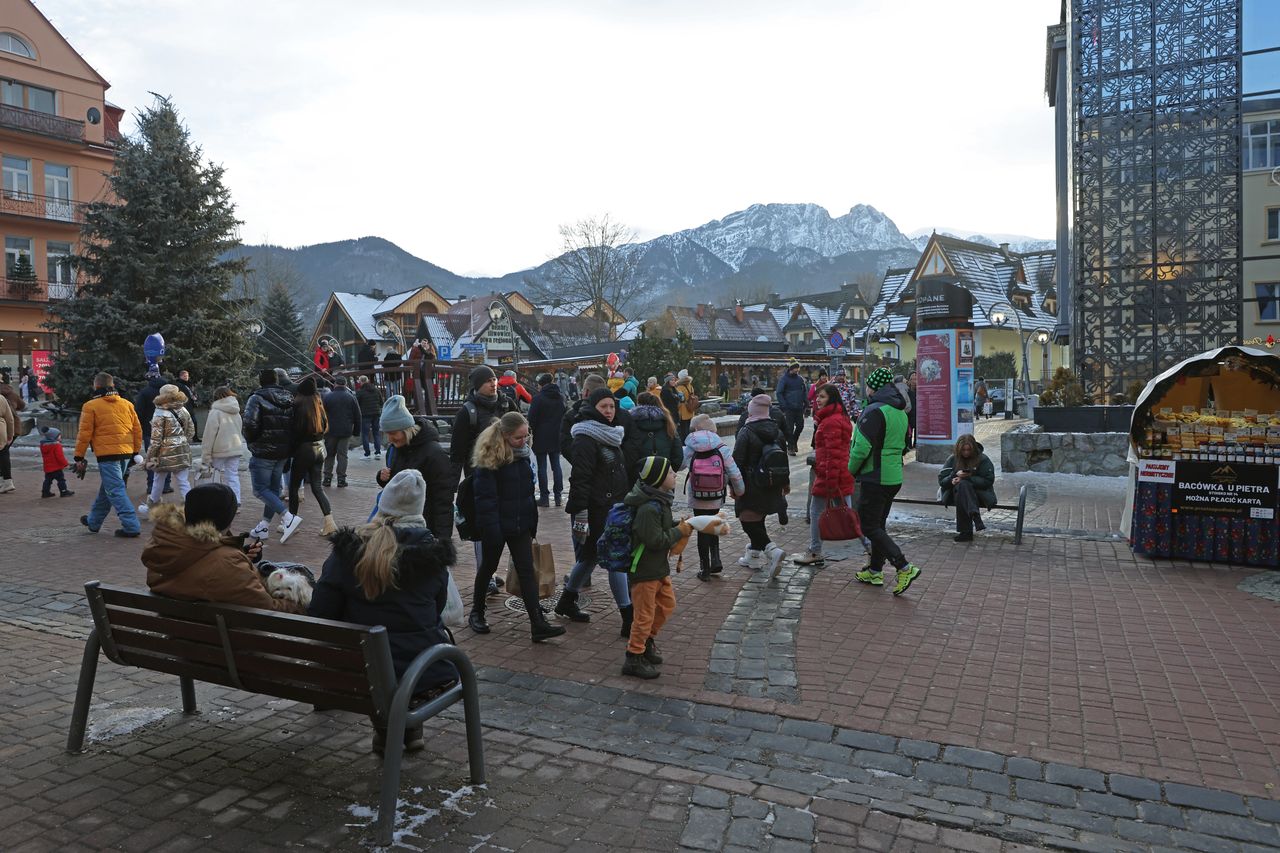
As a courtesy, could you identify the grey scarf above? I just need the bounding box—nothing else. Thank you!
[513,445,532,460]
[571,420,625,447]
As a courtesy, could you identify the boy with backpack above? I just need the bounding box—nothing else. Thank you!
[733,394,791,578]
[611,455,690,679]
[683,413,745,581]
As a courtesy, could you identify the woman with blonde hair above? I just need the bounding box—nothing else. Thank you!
[469,412,565,642]
[199,386,244,503]
[139,383,196,518]
[284,377,333,541]
[310,469,458,754]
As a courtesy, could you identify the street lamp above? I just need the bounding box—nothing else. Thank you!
[489,301,519,370]
[1033,330,1050,388]
[987,301,1030,396]
[860,318,890,391]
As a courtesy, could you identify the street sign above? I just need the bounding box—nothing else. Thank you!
[461,343,486,359]
[829,331,845,350]
[437,345,452,361]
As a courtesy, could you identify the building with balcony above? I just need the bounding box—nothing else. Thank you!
[0,0,120,379]
[1046,0,1280,400]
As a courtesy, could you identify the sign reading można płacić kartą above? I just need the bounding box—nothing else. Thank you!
[1172,461,1279,520]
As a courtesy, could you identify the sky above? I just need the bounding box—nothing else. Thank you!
[38,0,1061,276]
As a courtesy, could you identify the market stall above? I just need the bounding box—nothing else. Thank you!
[1123,346,1280,568]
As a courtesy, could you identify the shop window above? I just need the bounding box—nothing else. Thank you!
[0,33,34,59]
[3,155,31,198]
[1257,283,1280,322]
[1244,119,1280,170]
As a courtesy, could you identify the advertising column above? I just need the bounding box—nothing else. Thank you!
[914,276,975,463]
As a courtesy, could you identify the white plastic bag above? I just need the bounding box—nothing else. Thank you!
[442,568,465,628]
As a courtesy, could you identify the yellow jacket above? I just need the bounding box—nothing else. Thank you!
[677,379,698,420]
[75,391,143,461]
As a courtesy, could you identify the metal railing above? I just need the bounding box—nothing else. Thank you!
[0,276,75,301]
[0,190,86,224]
[333,359,537,417]
[0,103,85,142]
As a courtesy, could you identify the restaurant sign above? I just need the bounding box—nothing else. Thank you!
[1172,461,1279,520]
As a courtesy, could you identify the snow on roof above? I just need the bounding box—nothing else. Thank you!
[332,292,387,341]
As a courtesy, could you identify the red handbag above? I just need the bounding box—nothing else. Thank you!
[818,499,862,541]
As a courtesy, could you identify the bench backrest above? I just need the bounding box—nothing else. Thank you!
[85,582,399,718]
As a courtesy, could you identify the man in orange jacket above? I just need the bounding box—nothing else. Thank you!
[75,372,144,537]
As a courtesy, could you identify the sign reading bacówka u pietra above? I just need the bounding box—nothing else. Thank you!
[1172,461,1279,520]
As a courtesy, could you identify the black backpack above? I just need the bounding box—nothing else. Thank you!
[454,473,479,541]
[753,437,790,491]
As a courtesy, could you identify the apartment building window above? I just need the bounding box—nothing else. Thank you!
[1,79,56,115]
[1258,283,1280,322]
[5,236,33,274]
[1268,207,1279,242]
[44,163,72,220]
[3,155,31,198]
[47,241,74,298]
[0,33,34,59]
[1244,120,1280,170]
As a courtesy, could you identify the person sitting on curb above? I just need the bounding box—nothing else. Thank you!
[938,433,997,542]
[143,483,305,614]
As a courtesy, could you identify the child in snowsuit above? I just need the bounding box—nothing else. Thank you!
[682,413,745,581]
[39,426,74,498]
[622,455,692,679]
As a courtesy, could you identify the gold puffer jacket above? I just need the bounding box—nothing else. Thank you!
[147,404,196,472]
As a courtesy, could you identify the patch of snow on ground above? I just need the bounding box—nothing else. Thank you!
[85,706,173,742]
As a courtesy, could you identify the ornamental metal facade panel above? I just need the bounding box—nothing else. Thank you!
[1071,0,1242,400]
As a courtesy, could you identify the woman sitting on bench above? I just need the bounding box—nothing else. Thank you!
[938,434,997,543]
[310,469,457,755]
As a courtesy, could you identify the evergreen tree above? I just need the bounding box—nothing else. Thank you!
[8,252,37,298]
[255,280,308,371]
[626,328,709,392]
[45,96,251,405]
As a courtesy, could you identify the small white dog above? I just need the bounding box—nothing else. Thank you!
[266,568,313,609]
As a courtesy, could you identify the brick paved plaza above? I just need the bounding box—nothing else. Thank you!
[2,428,1279,851]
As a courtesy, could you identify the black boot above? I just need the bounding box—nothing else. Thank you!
[537,495,550,508]
[619,604,633,639]
[622,652,659,679]
[709,540,723,574]
[529,611,566,642]
[644,637,663,665]
[468,606,490,634]
[973,513,986,532]
[322,476,332,487]
[553,588,590,622]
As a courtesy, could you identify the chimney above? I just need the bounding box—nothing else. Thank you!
[533,306,544,324]
[735,299,745,324]
[369,288,387,301]
[767,292,781,308]
[695,303,705,320]
[999,242,1012,260]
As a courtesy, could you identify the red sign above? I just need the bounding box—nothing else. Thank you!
[30,350,53,393]
[916,333,953,441]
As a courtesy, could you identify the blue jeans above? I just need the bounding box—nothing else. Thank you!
[535,450,562,499]
[564,508,630,606]
[361,416,381,454]
[87,459,139,533]
[249,456,287,521]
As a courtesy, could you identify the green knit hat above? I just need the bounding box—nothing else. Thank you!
[867,367,894,391]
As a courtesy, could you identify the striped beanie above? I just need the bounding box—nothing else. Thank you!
[867,367,894,391]
[637,455,672,488]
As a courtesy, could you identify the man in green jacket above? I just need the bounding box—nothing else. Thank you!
[848,368,922,595]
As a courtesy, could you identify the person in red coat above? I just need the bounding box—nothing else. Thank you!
[797,384,860,566]
[38,426,74,498]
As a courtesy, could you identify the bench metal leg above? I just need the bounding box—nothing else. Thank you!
[375,695,410,846]
[1014,485,1028,546]
[459,659,486,786]
[180,675,197,715]
[67,628,101,753]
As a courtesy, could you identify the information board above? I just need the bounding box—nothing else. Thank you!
[1172,461,1279,520]
[916,333,953,441]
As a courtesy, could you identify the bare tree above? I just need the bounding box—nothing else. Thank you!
[525,214,643,342]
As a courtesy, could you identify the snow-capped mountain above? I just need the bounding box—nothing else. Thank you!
[907,227,1054,254]
[669,202,916,270]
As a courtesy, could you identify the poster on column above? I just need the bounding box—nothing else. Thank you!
[916,333,953,441]
[31,350,53,393]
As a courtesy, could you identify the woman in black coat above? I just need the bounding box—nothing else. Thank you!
[554,388,632,629]
[377,396,456,541]
[732,394,789,576]
[626,391,684,481]
[310,469,457,754]
[526,374,567,507]
[468,412,565,642]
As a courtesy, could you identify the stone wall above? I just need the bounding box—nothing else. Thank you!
[1000,424,1129,476]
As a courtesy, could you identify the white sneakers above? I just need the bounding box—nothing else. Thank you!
[738,548,763,569]
[279,512,303,543]
[0,478,15,494]
[136,498,158,519]
[248,521,270,541]
[765,544,786,580]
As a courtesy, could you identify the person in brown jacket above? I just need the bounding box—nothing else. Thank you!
[143,483,306,614]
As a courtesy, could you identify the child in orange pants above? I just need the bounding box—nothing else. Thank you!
[621,456,691,679]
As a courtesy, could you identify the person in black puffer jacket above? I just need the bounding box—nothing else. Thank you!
[554,388,634,632]
[243,369,296,543]
[733,394,790,576]
[626,392,684,481]
[526,373,566,507]
[377,395,456,541]
[355,375,385,458]
[560,373,639,468]
[134,371,171,494]
[285,378,334,540]
[450,365,519,478]
[468,412,565,643]
[310,469,458,755]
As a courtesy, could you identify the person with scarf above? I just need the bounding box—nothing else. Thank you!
[938,433,997,542]
[468,412,566,642]
[74,372,144,537]
[554,387,633,633]
[849,367,922,596]
[733,394,789,577]
[797,384,856,566]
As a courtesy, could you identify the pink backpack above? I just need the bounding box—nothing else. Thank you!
[689,448,727,500]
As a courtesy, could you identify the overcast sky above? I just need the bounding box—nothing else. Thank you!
[39,0,1060,276]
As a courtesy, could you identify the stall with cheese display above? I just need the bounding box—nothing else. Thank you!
[1123,346,1280,568]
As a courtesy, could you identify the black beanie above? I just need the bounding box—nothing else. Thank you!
[185,483,238,532]
[259,369,277,386]
[470,365,496,390]
[587,387,613,409]
[297,376,317,396]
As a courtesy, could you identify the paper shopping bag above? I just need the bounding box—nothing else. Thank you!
[508,540,557,600]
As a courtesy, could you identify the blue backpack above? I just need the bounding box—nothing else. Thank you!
[597,500,659,573]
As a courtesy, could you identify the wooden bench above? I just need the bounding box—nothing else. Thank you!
[67,581,483,846]
[804,455,1029,545]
